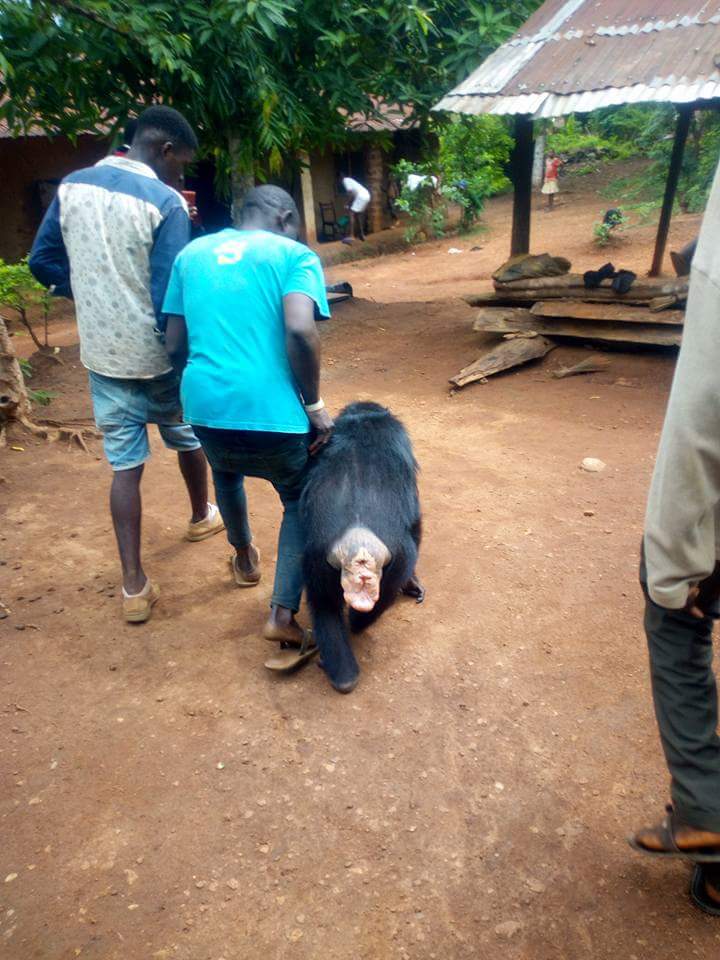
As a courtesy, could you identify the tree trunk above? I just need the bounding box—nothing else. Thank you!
[0,315,31,432]
[228,134,255,227]
[532,133,546,188]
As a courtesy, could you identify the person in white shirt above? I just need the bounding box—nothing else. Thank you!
[340,176,370,244]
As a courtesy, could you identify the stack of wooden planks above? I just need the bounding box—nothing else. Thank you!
[465,274,688,348]
[450,272,688,390]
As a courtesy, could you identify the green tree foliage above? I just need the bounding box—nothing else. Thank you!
[550,106,720,213]
[0,258,54,352]
[0,0,540,195]
[393,115,512,238]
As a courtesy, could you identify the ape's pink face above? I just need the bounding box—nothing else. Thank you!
[340,548,383,612]
[328,526,390,613]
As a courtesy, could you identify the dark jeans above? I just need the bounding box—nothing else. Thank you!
[640,555,720,832]
[194,427,309,612]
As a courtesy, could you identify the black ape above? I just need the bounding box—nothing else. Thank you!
[301,402,423,693]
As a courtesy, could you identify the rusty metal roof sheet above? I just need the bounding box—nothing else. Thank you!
[435,0,720,116]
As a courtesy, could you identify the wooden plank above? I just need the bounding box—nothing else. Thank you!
[530,300,684,326]
[472,313,682,347]
[449,335,555,389]
[465,290,658,308]
[474,306,535,326]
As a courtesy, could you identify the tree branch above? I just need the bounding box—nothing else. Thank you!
[45,0,130,38]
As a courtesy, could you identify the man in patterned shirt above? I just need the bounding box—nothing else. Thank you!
[29,106,223,623]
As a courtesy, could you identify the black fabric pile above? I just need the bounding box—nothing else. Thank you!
[583,262,637,295]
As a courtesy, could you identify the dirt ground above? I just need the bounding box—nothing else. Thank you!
[2,166,719,960]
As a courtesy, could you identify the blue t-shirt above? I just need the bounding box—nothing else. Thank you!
[162,229,330,432]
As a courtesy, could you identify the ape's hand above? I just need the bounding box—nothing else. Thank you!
[308,408,334,455]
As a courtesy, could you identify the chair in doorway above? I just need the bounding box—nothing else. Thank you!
[318,202,341,242]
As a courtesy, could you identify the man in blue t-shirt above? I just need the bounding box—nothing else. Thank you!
[163,185,333,665]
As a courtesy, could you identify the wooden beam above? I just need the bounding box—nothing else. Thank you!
[510,115,534,257]
[472,313,682,347]
[530,300,684,326]
[298,151,317,244]
[649,105,693,277]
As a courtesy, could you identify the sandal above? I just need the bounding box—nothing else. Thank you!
[264,630,318,673]
[230,547,261,587]
[628,805,720,862]
[690,865,720,916]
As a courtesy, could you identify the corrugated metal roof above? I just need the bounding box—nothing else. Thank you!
[342,98,417,133]
[435,0,720,116]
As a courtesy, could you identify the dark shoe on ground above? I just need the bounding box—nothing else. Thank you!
[691,865,720,916]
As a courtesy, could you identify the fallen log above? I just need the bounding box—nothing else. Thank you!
[449,335,556,389]
[472,312,682,347]
[530,300,684,326]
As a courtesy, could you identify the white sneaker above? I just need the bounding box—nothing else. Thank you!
[186,503,225,542]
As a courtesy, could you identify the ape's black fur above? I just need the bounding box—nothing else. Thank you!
[301,402,422,693]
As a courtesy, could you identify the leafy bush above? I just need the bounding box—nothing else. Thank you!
[393,115,513,239]
[0,257,54,350]
[547,115,635,165]
[593,209,628,246]
[393,160,446,242]
[589,104,720,214]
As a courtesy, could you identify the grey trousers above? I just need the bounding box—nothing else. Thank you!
[641,560,720,832]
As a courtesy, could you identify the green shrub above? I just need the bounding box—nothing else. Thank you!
[593,208,628,246]
[393,115,513,239]
[0,257,54,350]
[547,115,635,164]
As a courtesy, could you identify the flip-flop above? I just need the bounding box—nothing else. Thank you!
[628,805,720,862]
[690,865,720,916]
[230,548,261,588]
[264,630,318,673]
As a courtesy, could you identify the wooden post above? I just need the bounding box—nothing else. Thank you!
[510,114,534,257]
[365,142,385,234]
[298,150,317,244]
[649,104,693,277]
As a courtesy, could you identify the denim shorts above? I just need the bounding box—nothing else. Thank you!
[89,370,200,471]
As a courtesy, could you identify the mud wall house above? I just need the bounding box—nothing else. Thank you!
[304,100,426,242]
[0,121,108,261]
